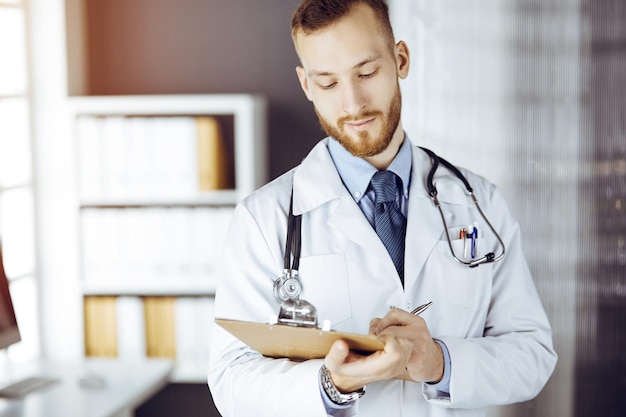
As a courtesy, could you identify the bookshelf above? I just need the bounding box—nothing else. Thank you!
[68,94,267,382]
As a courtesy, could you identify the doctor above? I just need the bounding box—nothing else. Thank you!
[208,0,557,416]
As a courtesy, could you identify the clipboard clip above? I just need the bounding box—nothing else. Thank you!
[277,298,318,328]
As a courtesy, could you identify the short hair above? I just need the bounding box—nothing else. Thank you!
[291,0,395,48]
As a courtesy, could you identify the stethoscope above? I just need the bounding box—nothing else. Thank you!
[273,147,506,303]
[273,193,303,303]
[419,147,506,268]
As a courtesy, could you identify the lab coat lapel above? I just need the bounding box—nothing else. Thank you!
[404,147,446,289]
[293,139,397,271]
[328,194,385,257]
[292,140,345,215]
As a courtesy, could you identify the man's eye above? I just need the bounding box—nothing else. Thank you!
[360,70,377,79]
[319,82,337,90]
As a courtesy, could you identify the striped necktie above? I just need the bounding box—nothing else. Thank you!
[370,170,407,285]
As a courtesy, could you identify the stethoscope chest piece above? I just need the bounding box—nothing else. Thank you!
[274,269,318,328]
[273,269,302,302]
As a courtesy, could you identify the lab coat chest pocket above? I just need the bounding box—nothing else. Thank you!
[298,254,352,327]
[436,238,491,313]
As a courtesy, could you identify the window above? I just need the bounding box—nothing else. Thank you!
[0,0,40,361]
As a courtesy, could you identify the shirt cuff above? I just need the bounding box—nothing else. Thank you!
[426,339,451,394]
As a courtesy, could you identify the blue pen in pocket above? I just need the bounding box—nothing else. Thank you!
[470,225,478,259]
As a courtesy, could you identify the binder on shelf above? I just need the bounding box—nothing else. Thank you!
[174,297,198,365]
[83,295,215,365]
[168,116,198,196]
[76,116,104,199]
[84,296,118,357]
[80,206,232,287]
[102,116,127,197]
[151,117,196,197]
[196,116,230,191]
[197,297,216,365]
[176,296,215,366]
[116,296,146,360]
[144,296,177,359]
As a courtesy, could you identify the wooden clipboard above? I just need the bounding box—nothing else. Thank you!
[215,318,384,360]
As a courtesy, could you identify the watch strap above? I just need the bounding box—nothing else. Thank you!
[320,364,365,405]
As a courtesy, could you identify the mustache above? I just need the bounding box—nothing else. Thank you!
[338,111,382,125]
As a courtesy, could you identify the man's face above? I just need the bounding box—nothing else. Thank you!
[294,4,409,158]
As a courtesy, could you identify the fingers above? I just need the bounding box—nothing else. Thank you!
[376,332,413,378]
[324,340,372,392]
[324,336,409,388]
[371,309,443,383]
[369,318,381,334]
[373,307,422,334]
[325,310,440,389]
[324,339,350,370]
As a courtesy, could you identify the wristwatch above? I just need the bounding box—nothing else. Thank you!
[320,364,366,405]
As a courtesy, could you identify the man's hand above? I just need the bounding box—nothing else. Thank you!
[370,308,443,383]
[323,308,444,393]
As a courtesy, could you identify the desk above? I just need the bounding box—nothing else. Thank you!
[0,359,173,417]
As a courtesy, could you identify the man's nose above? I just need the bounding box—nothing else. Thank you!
[341,81,367,115]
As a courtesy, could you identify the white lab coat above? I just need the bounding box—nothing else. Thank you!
[208,139,557,417]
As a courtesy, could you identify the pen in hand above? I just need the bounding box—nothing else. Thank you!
[376,302,433,335]
[410,301,432,315]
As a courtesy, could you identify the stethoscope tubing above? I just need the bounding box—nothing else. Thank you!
[284,192,302,272]
[420,146,506,268]
[433,192,505,268]
[276,146,507,303]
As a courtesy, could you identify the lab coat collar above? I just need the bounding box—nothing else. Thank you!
[292,138,347,216]
[293,139,398,281]
[326,136,412,203]
[291,140,472,290]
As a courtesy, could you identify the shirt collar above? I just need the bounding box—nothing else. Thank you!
[328,135,412,202]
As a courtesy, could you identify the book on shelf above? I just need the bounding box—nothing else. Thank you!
[175,296,215,367]
[76,115,232,199]
[84,296,215,371]
[80,206,233,287]
[196,116,231,191]
[83,296,118,357]
[116,296,146,360]
[144,296,177,359]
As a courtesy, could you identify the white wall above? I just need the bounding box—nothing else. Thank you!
[29,0,83,360]
[389,1,580,416]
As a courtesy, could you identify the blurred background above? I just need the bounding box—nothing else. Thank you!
[0,0,624,416]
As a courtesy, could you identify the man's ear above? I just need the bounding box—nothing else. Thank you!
[395,40,410,80]
[296,66,314,101]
